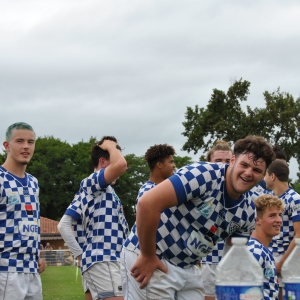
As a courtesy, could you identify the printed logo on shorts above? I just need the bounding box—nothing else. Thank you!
[8,192,21,204]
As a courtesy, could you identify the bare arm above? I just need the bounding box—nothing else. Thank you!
[99,139,127,184]
[131,179,178,288]
[276,220,300,275]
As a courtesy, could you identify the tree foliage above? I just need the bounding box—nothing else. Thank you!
[0,137,193,226]
[182,78,300,179]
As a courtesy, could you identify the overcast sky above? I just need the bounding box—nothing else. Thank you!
[0,0,299,180]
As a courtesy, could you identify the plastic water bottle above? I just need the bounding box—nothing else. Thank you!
[215,237,264,300]
[282,238,300,300]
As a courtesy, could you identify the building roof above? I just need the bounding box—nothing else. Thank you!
[41,217,62,240]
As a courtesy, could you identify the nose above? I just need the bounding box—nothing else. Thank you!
[275,215,282,224]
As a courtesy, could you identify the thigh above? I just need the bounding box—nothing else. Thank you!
[0,273,42,300]
[83,262,123,300]
[120,249,204,300]
[120,248,175,300]
[201,264,217,297]
[177,265,204,300]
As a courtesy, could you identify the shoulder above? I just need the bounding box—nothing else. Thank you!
[27,172,38,184]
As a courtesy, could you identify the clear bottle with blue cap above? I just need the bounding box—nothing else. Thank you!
[281,238,300,300]
[215,237,264,300]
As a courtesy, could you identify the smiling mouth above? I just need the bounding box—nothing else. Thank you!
[240,176,252,183]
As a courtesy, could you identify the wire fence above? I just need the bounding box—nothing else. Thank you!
[40,249,77,267]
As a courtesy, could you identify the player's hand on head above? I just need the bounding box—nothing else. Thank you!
[98,139,118,151]
[130,254,168,289]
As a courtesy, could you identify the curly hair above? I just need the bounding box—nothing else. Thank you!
[91,136,122,168]
[254,194,284,218]
[206,140,232,162]
[145,144,175,171]
[234,136,275,168]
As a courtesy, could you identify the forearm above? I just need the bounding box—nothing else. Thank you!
[58,215,82,258]
[136,198,161,257]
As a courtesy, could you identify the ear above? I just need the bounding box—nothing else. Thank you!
[271,173,276,181]
[3,141,9,151]
[157,161,162,169]
[99,157,106,169]
[255,216,261,226]
[229,155,235,166]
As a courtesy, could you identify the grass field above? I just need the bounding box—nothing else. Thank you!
[41,266,85,300]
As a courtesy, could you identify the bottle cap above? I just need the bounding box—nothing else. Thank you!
[231,237,247,245]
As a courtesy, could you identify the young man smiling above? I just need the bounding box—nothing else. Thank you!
[266,160,300,300]
[248,194,284,300]
[0,122,45,300]
[121,135,275,300]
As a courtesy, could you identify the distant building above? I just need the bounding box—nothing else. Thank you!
[40,217,65,250]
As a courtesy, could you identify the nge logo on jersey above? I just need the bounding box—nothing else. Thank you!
[19,220,39,239]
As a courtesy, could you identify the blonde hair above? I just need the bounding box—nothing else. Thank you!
[206,140,232,162]
[254,194,284,217]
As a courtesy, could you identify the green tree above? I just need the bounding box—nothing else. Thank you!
[26,136,96,220]
[113,154,149,229]
[174,155,193,168]
[182,79,300,176]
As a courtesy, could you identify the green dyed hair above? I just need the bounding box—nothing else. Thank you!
[5,122,36,142]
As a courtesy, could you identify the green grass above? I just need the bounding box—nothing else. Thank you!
[41,266,85,300]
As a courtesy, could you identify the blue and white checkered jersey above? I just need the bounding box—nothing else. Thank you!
[248,238,279,300]
[134,180,156,209]
[70,192,86,250]
[124,162,256,268]
[270,188,300,256]
[65,168,129,273]
[0,166,40,273]
[201,184,267,265]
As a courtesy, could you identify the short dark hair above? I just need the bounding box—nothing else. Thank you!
[272,145,287,161]
[206,140,232,162]
[90,136,121,168]
[234,136,275,169]
[267,159,289,182]
[145,144,175,171]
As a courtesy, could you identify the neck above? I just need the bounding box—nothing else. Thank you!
[272,181,289,196]
[149,172,166,185]
[2,161,27,178]
[251,230,272,248]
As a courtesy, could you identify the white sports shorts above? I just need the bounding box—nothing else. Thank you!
[201,264,217,297]
[120,248,205,300]
[0,272,42,300]
[82,261,123,300]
